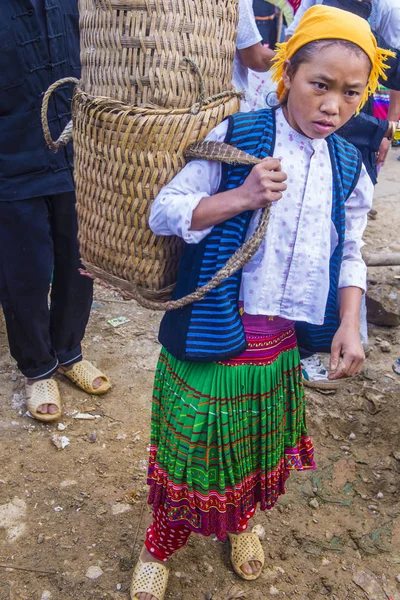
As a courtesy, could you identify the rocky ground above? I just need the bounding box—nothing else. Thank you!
[0,150,399,600]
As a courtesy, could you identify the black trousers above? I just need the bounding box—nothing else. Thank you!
[0,192,93,379]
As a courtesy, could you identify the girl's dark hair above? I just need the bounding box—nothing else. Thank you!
[278,39,371,105]
[289,39,370,75]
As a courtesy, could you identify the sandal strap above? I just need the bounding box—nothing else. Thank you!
[229,533,265,569]
[61,360,110,393]
[25,379,61,419]
[130,558,169,600]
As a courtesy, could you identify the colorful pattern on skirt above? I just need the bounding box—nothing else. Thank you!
[147,327,315,540]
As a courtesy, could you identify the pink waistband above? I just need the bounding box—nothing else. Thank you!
[238,302,294,335]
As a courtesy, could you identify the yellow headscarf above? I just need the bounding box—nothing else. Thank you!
[270,5,396,113]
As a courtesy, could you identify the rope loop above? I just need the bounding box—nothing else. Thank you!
[41,76,80,151]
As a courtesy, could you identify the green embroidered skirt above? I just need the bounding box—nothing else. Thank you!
[147,325,315,540]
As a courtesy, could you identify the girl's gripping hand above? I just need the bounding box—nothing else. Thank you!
[240,158,287,210]
[328,324,365,380]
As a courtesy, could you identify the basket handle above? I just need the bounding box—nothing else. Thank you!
[41,77,80,151]
[129,142,270,312]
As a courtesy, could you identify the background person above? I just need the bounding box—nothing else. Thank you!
[0,0,111,422]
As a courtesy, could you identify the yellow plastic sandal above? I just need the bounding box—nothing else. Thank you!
[130,557,169,600]
[228,533,265,581]
[25,379,62,422]
[59,360,111,395]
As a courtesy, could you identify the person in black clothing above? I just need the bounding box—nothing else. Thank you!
[0,0,111,422]
[253,0,279,48]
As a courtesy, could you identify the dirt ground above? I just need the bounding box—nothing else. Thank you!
[1,151,399,600]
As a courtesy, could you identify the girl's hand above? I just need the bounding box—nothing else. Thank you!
[328,324,365,380]
[240,158,287,210]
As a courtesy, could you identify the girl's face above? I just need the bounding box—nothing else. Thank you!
[282,44,370,139]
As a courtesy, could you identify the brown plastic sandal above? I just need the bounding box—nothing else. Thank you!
[59,360,111,395]
[228,532,265,581]
[130,557,169,600]
[25,379,62,422]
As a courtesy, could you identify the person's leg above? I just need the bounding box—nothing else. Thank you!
[134,504,191,600]
[47,191,93,369]
[144,504,191,563]
[0,198,60,414]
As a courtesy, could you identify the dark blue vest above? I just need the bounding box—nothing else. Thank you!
[159,109,362,362]
[0,0,80,201]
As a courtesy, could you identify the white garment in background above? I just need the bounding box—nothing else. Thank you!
[150,108,373,326]
[285,0,400,44]
[371,0,400,47]
[233,0,262,97]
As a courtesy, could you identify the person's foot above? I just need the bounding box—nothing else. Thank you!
[134,546,165,600]
[235,532,262,577]
[58,361,103,389]
[26,378,59,415]
[301,354,341,390]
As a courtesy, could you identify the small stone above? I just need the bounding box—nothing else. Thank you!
[309,498,319,510]
[175,571,182,578]
[376,492,384,499]
[51,434,70,450]
[37,533,44,544]
[396,575,400,583]
[207,564,214,573]
[340,446,350,452]
[252,524,266,539]
[89,431,97,443]
[116,584,122,591]
[379,340,391,353]
[363,368,378,381]
[116,433,127,440]
[57,423,66,431]
[111,503,132,516]
[85,566,103,579]
[342,566,347,571]
[41,592,52,600]
[54,506,63,512]
[368,505,378,511]
[325,531,334,542]
[269,586,280,596]
[11,374,17,382]
[322,558,330,566]
[60,479,77,487]
[349,432,356,440]
[275,566,285,574]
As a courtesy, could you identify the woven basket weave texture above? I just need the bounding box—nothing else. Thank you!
[72,89,240,299]
[79,0,239,107]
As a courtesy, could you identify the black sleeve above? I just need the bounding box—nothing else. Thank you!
[373,30,400,91]
[337,112,388,153]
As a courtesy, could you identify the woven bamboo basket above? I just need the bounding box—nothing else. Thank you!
[79,0,239,108]
[70,87,240,301]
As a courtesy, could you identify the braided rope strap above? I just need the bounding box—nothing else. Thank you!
[130,141,271,311]
[41,77,80,151]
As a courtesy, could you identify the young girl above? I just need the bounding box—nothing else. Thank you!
[130,7,393,599]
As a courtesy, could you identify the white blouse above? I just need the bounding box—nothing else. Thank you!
[149,108,373,326]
